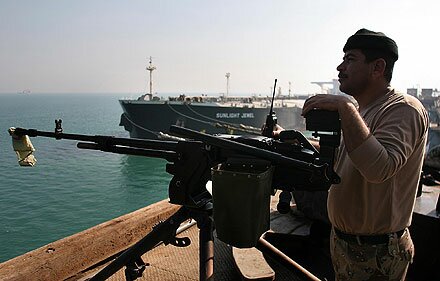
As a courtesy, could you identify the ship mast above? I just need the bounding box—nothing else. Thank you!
[225,72,230,98]
[146,56,156,99]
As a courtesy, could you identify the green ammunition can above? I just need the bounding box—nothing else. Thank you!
[211,158,274,248]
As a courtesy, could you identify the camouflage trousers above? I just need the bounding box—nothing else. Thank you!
[330,228,414,281]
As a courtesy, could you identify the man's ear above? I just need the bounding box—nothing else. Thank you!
[372,58,386,78]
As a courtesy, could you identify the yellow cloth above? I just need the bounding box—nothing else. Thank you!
[8,127,37,166]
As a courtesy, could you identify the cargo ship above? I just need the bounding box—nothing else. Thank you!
[118,58,342,139]
[119,93,308,139]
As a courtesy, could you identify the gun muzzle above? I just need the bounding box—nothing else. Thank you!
[8,127,37,166]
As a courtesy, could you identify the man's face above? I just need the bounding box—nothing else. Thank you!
[336,49,372,97]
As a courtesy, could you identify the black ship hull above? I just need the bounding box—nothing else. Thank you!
[119,100,305,139]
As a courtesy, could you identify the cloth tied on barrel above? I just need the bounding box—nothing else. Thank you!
[8,127,37,166]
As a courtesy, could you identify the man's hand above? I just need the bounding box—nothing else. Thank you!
[301,94,352,116]
[272,124,285,139]
[302,94,370,152]
[261,123,284,139]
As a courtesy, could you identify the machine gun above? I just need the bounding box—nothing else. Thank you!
[9,109,341,280]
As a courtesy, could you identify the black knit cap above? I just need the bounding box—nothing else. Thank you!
[343,28,398,61]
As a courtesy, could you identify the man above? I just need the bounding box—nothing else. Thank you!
[281,29,429,280]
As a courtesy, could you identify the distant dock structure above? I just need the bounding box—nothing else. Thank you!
[311,79,342,95]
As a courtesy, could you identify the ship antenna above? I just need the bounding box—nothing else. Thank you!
[262,79,278,137]
[146,56,156,98]
[269,79,277,115]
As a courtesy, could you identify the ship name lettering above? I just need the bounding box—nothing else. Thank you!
[216,113,240,119]
[240,113,254,118]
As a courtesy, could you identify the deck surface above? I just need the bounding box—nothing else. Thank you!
[3,186,438,281]
[71,192,318,281]
[413,185,440,218]
[76,186,439,281]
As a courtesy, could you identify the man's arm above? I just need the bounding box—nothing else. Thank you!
[302,94,428,183]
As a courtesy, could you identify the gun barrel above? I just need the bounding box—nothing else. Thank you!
[77,142,177,161]
[169,125,322,173]
[13,128,178,151]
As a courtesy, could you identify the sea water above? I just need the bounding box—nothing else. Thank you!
[0,93,170,262]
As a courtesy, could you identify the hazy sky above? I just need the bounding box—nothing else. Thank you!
[1,0,439,96]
